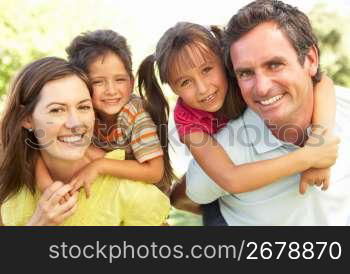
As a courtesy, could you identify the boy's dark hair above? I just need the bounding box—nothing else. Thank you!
[66,29,133,79]
[223,0,321,85]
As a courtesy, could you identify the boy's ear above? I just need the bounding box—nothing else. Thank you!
[305,45,319,77]
[130,77,135,90]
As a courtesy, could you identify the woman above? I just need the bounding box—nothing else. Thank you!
[0,57,170,226]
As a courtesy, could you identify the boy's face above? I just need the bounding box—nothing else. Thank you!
[88,51,134,119]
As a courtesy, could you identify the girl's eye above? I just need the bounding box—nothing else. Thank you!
[180,79,190,87]
[203,66,213,74]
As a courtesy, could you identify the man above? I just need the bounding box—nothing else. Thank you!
[172,0,350,225]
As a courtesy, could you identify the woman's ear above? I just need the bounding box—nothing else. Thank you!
[22,115,33,131]
[305,45,319,77]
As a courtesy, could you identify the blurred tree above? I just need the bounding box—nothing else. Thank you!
[309,3,350,87]
[0,0,49,96]
[0,0,122,97]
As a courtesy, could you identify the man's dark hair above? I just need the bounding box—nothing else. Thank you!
[223,0,321,84]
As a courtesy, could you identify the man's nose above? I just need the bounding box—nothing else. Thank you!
[254,72,272,98]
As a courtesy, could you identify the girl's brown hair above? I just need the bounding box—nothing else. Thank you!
[0,57,92,204]
[137,22,246,190]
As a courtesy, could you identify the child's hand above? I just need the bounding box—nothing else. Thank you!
[305,130,339,169]
[69,162,100,199]
[299,168,331,194]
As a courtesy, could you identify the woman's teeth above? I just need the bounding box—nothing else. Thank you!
[260,95,283,106]
[58,135,83,143]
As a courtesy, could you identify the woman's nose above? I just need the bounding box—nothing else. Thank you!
[65,110,84,130]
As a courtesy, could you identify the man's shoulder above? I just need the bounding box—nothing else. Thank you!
[215,108,258,141]
[335,86,350,135]
[335,86,350,115]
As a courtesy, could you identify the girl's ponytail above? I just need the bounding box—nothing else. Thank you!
[137,54,177,195]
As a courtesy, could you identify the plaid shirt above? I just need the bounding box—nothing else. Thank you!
[93,94,163,163]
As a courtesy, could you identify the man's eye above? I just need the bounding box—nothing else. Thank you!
[237,71,253,80]
[269,63,282,70]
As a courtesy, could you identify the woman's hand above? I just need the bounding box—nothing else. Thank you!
[26,181,78,226]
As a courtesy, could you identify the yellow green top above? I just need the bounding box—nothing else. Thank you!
[1,150,170,226]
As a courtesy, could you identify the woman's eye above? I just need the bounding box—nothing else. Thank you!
[49,108,64,114]
[79,105,92,111]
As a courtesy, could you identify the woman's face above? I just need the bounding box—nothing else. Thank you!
[26,75,95,162]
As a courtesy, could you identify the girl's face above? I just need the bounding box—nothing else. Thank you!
[169,45,228,113]
[88,51,134,119]
[24,75,95,162]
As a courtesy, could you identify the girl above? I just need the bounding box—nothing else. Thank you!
[37,30,176,198]
[137,22,338,217]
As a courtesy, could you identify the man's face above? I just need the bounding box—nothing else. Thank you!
[230,21,318,129]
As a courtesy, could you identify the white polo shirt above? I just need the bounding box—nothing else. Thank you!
[186,87,350,225]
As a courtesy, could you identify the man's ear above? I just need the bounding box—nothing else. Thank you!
[305,45,319,77]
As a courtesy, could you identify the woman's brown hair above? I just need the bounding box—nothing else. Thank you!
[0,57,92,204]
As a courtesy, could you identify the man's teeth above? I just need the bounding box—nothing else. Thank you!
[58,135,83,143]
[202,93,215,102]
[260,95,283,106]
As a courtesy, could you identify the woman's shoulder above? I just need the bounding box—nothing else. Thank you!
[1,186,38,226]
